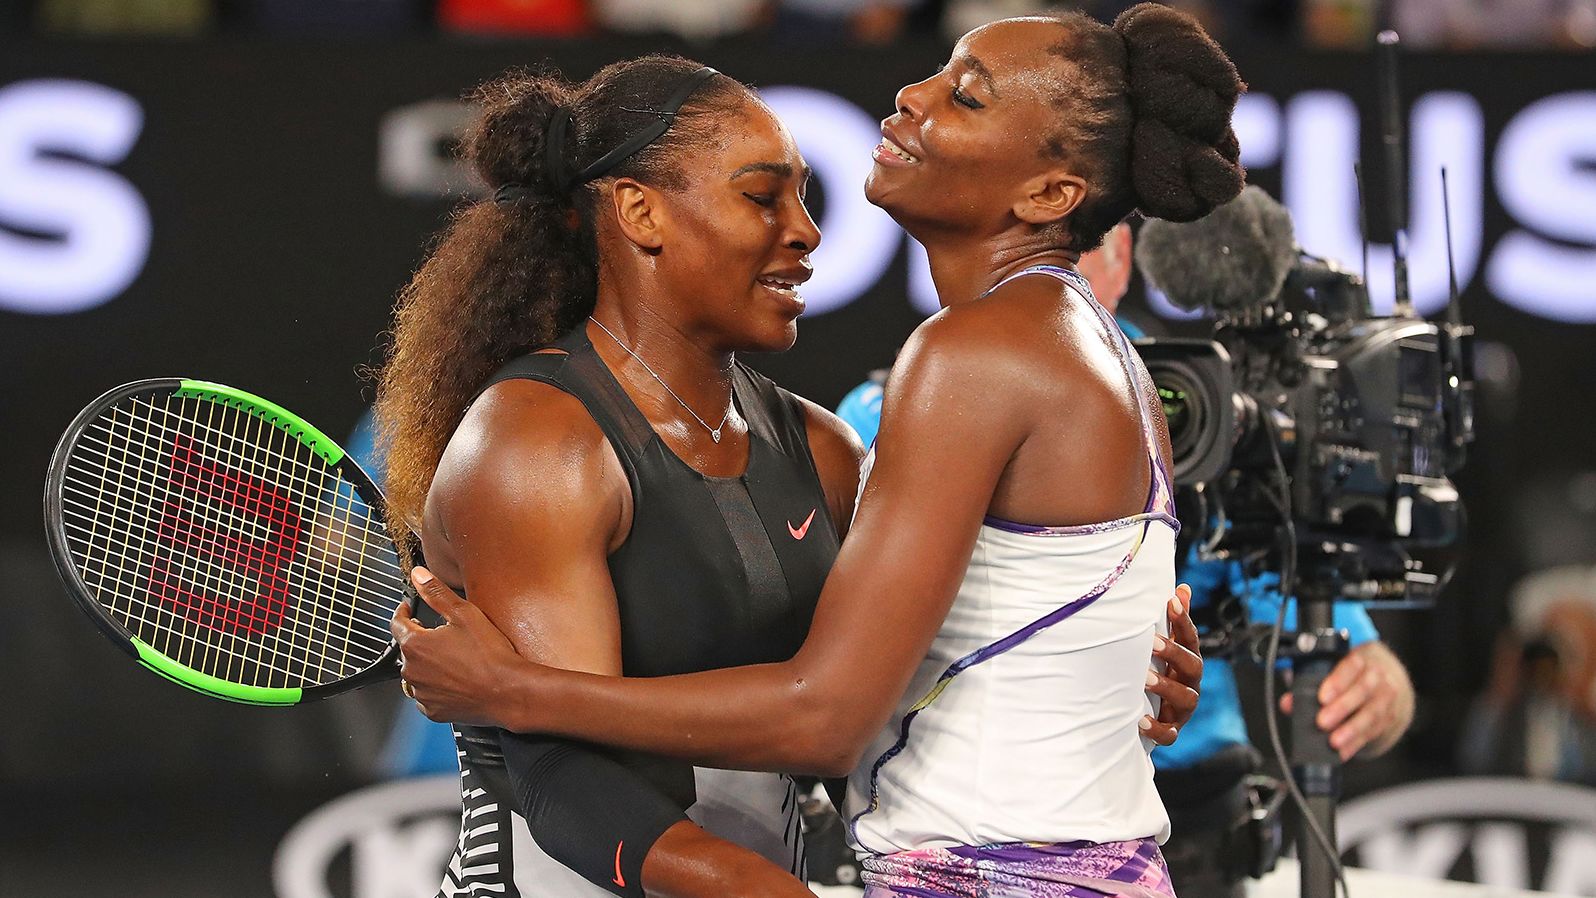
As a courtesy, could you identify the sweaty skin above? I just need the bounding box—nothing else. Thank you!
[398,273,1198,777]
[395,19,1203,776]
[416,99,843,897]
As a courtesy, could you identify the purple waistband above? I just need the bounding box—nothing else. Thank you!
[861,838,1174,898]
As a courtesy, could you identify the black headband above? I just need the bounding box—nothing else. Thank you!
[494,66,720,204]
[543,105,575,193]
[558,66,720,193]
[494,110,575,203]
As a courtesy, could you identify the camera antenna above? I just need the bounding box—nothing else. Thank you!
[1355,161,1372,303]
[1439,165,1475,461]
[1441,167,1462,326]
[1377,30,1414,317]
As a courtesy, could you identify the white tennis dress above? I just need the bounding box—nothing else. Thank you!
[844,265,1178,860]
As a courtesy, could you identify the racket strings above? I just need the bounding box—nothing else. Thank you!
[61,409,401,632]
[60,392,404,689]
[62,425,405,602]
[55,499,395,663]
[66,408,346,689]
[77,396,392,687]
[74,403,402,568]
[152,392,396,686]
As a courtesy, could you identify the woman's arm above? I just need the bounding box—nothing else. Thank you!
[401,308,1037,775]
[798,368,1199,744]
[427,381,628,676]
[645,824,819,898]
[425,380,814,897]
[397,308,1202,769]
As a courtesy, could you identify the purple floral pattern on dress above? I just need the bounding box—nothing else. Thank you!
[861,838,1175,898]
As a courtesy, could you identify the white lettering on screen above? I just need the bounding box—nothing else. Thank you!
[0,79,150,315]
[1285,90,1485,317]
[375,85,1595,324]
[1487,92,1596,323]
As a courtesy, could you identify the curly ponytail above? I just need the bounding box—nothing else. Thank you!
[375,57,751,539]
[1037,4,1245,251]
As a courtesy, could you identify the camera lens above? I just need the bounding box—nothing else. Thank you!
[1131,339,1235,486]
[1161,380,1191,443]
[1151,364,1208,475]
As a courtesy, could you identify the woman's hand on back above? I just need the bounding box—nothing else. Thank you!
[394,574,1210,747]
[1142,583,1200,745]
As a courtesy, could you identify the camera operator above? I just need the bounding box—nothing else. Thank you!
[1154,549,1415,898]
[1134,184,1431,895]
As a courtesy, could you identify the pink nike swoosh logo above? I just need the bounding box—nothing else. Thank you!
[787,508,817,540]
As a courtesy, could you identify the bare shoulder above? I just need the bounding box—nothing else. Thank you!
[427,378,626,536]
[794,394,867,532]
[894,277,1074,392]
[796,395,866,466]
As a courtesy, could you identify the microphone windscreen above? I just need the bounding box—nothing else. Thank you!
[1135,185,1299,312]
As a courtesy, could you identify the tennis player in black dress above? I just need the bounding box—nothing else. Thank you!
[376,57,866,898]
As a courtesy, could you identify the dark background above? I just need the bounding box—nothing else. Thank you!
[3,37,1594,896]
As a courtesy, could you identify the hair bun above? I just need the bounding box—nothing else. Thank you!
[464,69,577,205]
[1114,3,1246,222]
[1128,117,1244,222]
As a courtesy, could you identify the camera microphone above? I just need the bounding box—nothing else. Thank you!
[1135,185,1300,313]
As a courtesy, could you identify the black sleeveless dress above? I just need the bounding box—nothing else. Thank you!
[436,327,841,897]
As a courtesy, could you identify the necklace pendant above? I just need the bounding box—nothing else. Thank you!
[711,428,723,443]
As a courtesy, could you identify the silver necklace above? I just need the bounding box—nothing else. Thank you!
[588,316,735,443]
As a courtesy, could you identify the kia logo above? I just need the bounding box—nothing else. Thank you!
[1339,777,1596,894]
[274,775,459,898]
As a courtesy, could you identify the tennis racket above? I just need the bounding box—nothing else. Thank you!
[44,378,421,706]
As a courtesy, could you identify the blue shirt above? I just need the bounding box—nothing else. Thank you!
[835,378,884,448]
[1150,550,1381,770]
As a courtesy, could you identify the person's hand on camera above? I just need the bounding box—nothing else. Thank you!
[1279,640,1414,761]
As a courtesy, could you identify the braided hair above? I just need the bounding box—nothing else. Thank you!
[1039,3,1246,252]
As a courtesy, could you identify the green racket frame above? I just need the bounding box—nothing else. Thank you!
[44,378,422,706]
